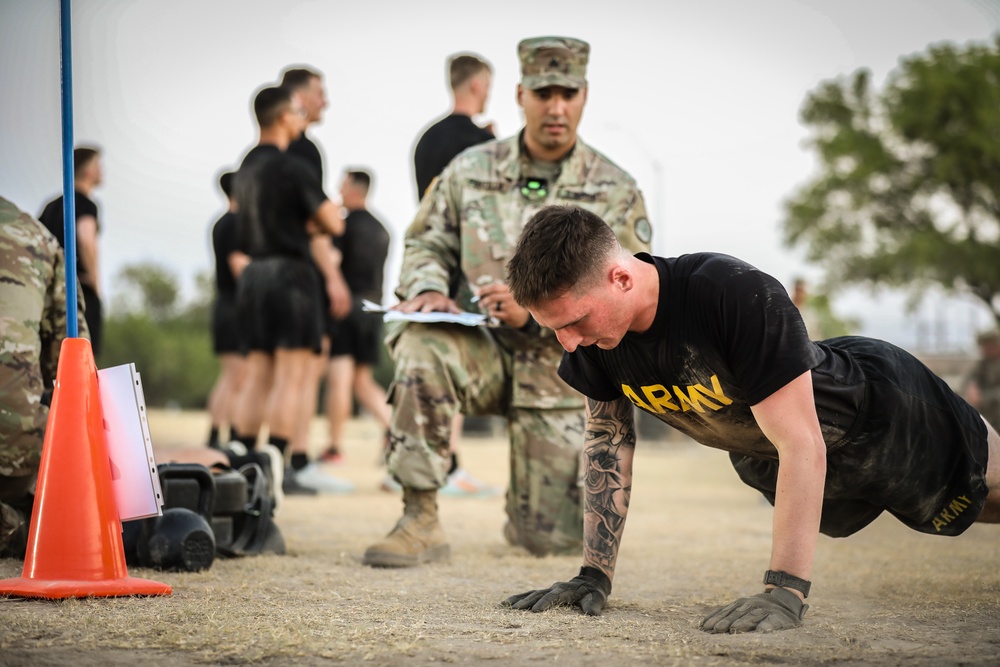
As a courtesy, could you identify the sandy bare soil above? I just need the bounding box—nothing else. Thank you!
[1,410,998,666]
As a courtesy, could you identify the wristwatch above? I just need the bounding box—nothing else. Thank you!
[763,570,811,598]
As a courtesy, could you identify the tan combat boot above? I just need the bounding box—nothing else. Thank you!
[362,487,450,567]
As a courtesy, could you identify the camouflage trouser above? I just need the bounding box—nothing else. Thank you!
[386,323,584,556]
[981,395,1000,433]
[0,473,34,558]
[0,385,47,479]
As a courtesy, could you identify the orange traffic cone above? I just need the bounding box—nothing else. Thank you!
[0,338,171,598]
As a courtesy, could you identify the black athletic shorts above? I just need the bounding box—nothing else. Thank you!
[81,283,102,357]
[211,294,243,354]
[730,336,989,538]
[328,301,385,365]
[236,257,324,354]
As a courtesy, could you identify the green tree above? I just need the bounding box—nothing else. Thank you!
[101,262,217,408]
[113,263,181,321]
[783,36,1000,325]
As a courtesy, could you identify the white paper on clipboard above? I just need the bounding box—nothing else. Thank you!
[361,299,488,326]
[97,363,164,520]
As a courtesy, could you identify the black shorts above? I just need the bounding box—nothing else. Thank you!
[328,302,385,365]
[731,336,989,538]
[211,294,243,354]
[81,283,102,357]
[236,257,324,354]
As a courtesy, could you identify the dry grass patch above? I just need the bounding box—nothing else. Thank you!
[1,410,998,665]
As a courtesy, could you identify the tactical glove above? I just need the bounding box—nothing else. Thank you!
[699,587,808,634]
[502,566,611,616]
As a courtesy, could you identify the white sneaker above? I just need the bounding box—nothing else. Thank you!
[292,462,355,495]
[224,441,248,456]
[440,468,502,498]
[259,443,285,514]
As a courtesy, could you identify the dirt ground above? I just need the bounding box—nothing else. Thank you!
[1,410,998,666]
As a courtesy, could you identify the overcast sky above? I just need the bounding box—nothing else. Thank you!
[2,0,998,352]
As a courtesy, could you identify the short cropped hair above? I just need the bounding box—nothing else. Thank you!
[219,171,235,198]
[507,205,619,308]
[280,66,321,91]
[448,54,491,90]
[253,85,292,127]
[345,169,372,195]
[73,147,100,177]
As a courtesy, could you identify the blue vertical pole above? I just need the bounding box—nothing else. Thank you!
[60,0,78,338]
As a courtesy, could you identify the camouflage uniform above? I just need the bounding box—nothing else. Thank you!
[0,196,87,555]
[388,122,652,554]
[973,359,1000,429]
[968,330,1000,430]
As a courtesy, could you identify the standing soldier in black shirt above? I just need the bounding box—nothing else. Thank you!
[277,66,355,493]
[280,66,328,182]
[320,170,392,464]
[413,53,495,201]
[503,205,1000,633]
[227,86,349,496]
[37,147,104,357]
[205,171,249,448]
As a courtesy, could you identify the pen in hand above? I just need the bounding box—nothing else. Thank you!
[470,295,499,326]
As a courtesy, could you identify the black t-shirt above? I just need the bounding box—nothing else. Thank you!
[413,113,494,200]
[233,144,327,260]
[37,191,99,279]
[287,133,324,183]
[334,208,390,301]
[558,253,865,459]
[211,211,239,297]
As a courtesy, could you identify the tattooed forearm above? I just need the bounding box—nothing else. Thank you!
[583,397,636,581]
[586,397,637,450]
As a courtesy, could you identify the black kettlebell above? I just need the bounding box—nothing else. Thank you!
[138,463,217,572]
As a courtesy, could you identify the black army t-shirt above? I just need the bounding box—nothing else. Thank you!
[287,133,324,182]
[335,208,390,302]
[234,144,327,260]
[211,211,239,297]
[37,191,99,279]
[413,114,494,200]
[559,253,865,459]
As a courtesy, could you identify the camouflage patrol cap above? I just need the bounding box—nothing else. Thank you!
[518,36,590,90]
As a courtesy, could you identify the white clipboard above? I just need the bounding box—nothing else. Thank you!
[97,363,164,520]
